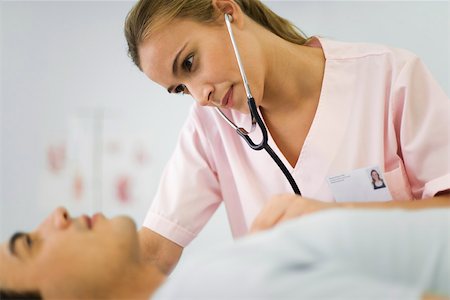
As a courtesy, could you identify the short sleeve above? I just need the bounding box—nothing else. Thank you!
[392,54,450,199]
[143,104,222,247]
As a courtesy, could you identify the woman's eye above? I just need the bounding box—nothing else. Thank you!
[174,84,187,95]
[183,55,194,72]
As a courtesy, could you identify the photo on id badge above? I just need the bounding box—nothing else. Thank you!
[368,168,386,190]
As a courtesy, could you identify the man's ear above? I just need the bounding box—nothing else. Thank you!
[211,0,245,27]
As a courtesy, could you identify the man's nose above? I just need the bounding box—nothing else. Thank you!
[40,206,71,231]
[36,206,71,235]
[53,206,71,229]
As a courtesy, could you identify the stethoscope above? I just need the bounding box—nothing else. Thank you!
[215,14,301,195]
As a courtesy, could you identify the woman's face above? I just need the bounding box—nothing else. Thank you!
[138,15,266,114]
[371,171,380,180]
[0,207,139,298]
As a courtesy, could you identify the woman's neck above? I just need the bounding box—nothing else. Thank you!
[260,34,325,120]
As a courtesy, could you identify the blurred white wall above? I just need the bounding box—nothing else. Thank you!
[1,1,191,237]
[1,1,448,268]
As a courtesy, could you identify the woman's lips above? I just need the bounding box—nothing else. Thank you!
[221,86,233,108]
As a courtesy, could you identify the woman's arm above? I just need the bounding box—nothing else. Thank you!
[250,192,450,233]
[423,293,450,300]
[341,192,450,210]
[138,228,183,275]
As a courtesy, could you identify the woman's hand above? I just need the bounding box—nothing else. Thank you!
[250,194,338,233]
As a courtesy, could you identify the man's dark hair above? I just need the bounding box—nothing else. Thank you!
[0,289,42,300]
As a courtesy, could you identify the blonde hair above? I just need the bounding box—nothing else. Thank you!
[124,0,308,70]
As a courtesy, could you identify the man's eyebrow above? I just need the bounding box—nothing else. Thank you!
[8,232,26,257]
[167,42,188,93]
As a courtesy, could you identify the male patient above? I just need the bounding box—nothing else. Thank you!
[0,207,449,300]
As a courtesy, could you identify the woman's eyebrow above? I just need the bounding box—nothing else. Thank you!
[172,42,188,76]
[167,42,188,93]
[8,232,27,257]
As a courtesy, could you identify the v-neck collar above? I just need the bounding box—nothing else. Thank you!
[258,37,353,196]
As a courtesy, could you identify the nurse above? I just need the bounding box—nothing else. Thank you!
[124,0,450,273]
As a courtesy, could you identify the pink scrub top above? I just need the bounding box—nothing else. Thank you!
[143,37,450,247]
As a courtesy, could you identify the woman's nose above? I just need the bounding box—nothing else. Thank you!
[191,83,213,107]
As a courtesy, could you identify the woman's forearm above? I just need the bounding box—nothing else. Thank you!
[340,192,450,210]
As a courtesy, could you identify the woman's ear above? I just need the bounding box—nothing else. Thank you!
[212,0,244,27]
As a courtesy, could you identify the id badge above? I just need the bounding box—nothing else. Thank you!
[327,166,392,202]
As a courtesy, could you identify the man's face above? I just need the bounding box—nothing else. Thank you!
[0,207,139,299]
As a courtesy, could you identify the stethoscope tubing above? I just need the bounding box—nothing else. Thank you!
[217,14,301,195]
[224,14,252,99]
[263,141,302,195]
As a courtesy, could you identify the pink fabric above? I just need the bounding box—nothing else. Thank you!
[144,37,450,247]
